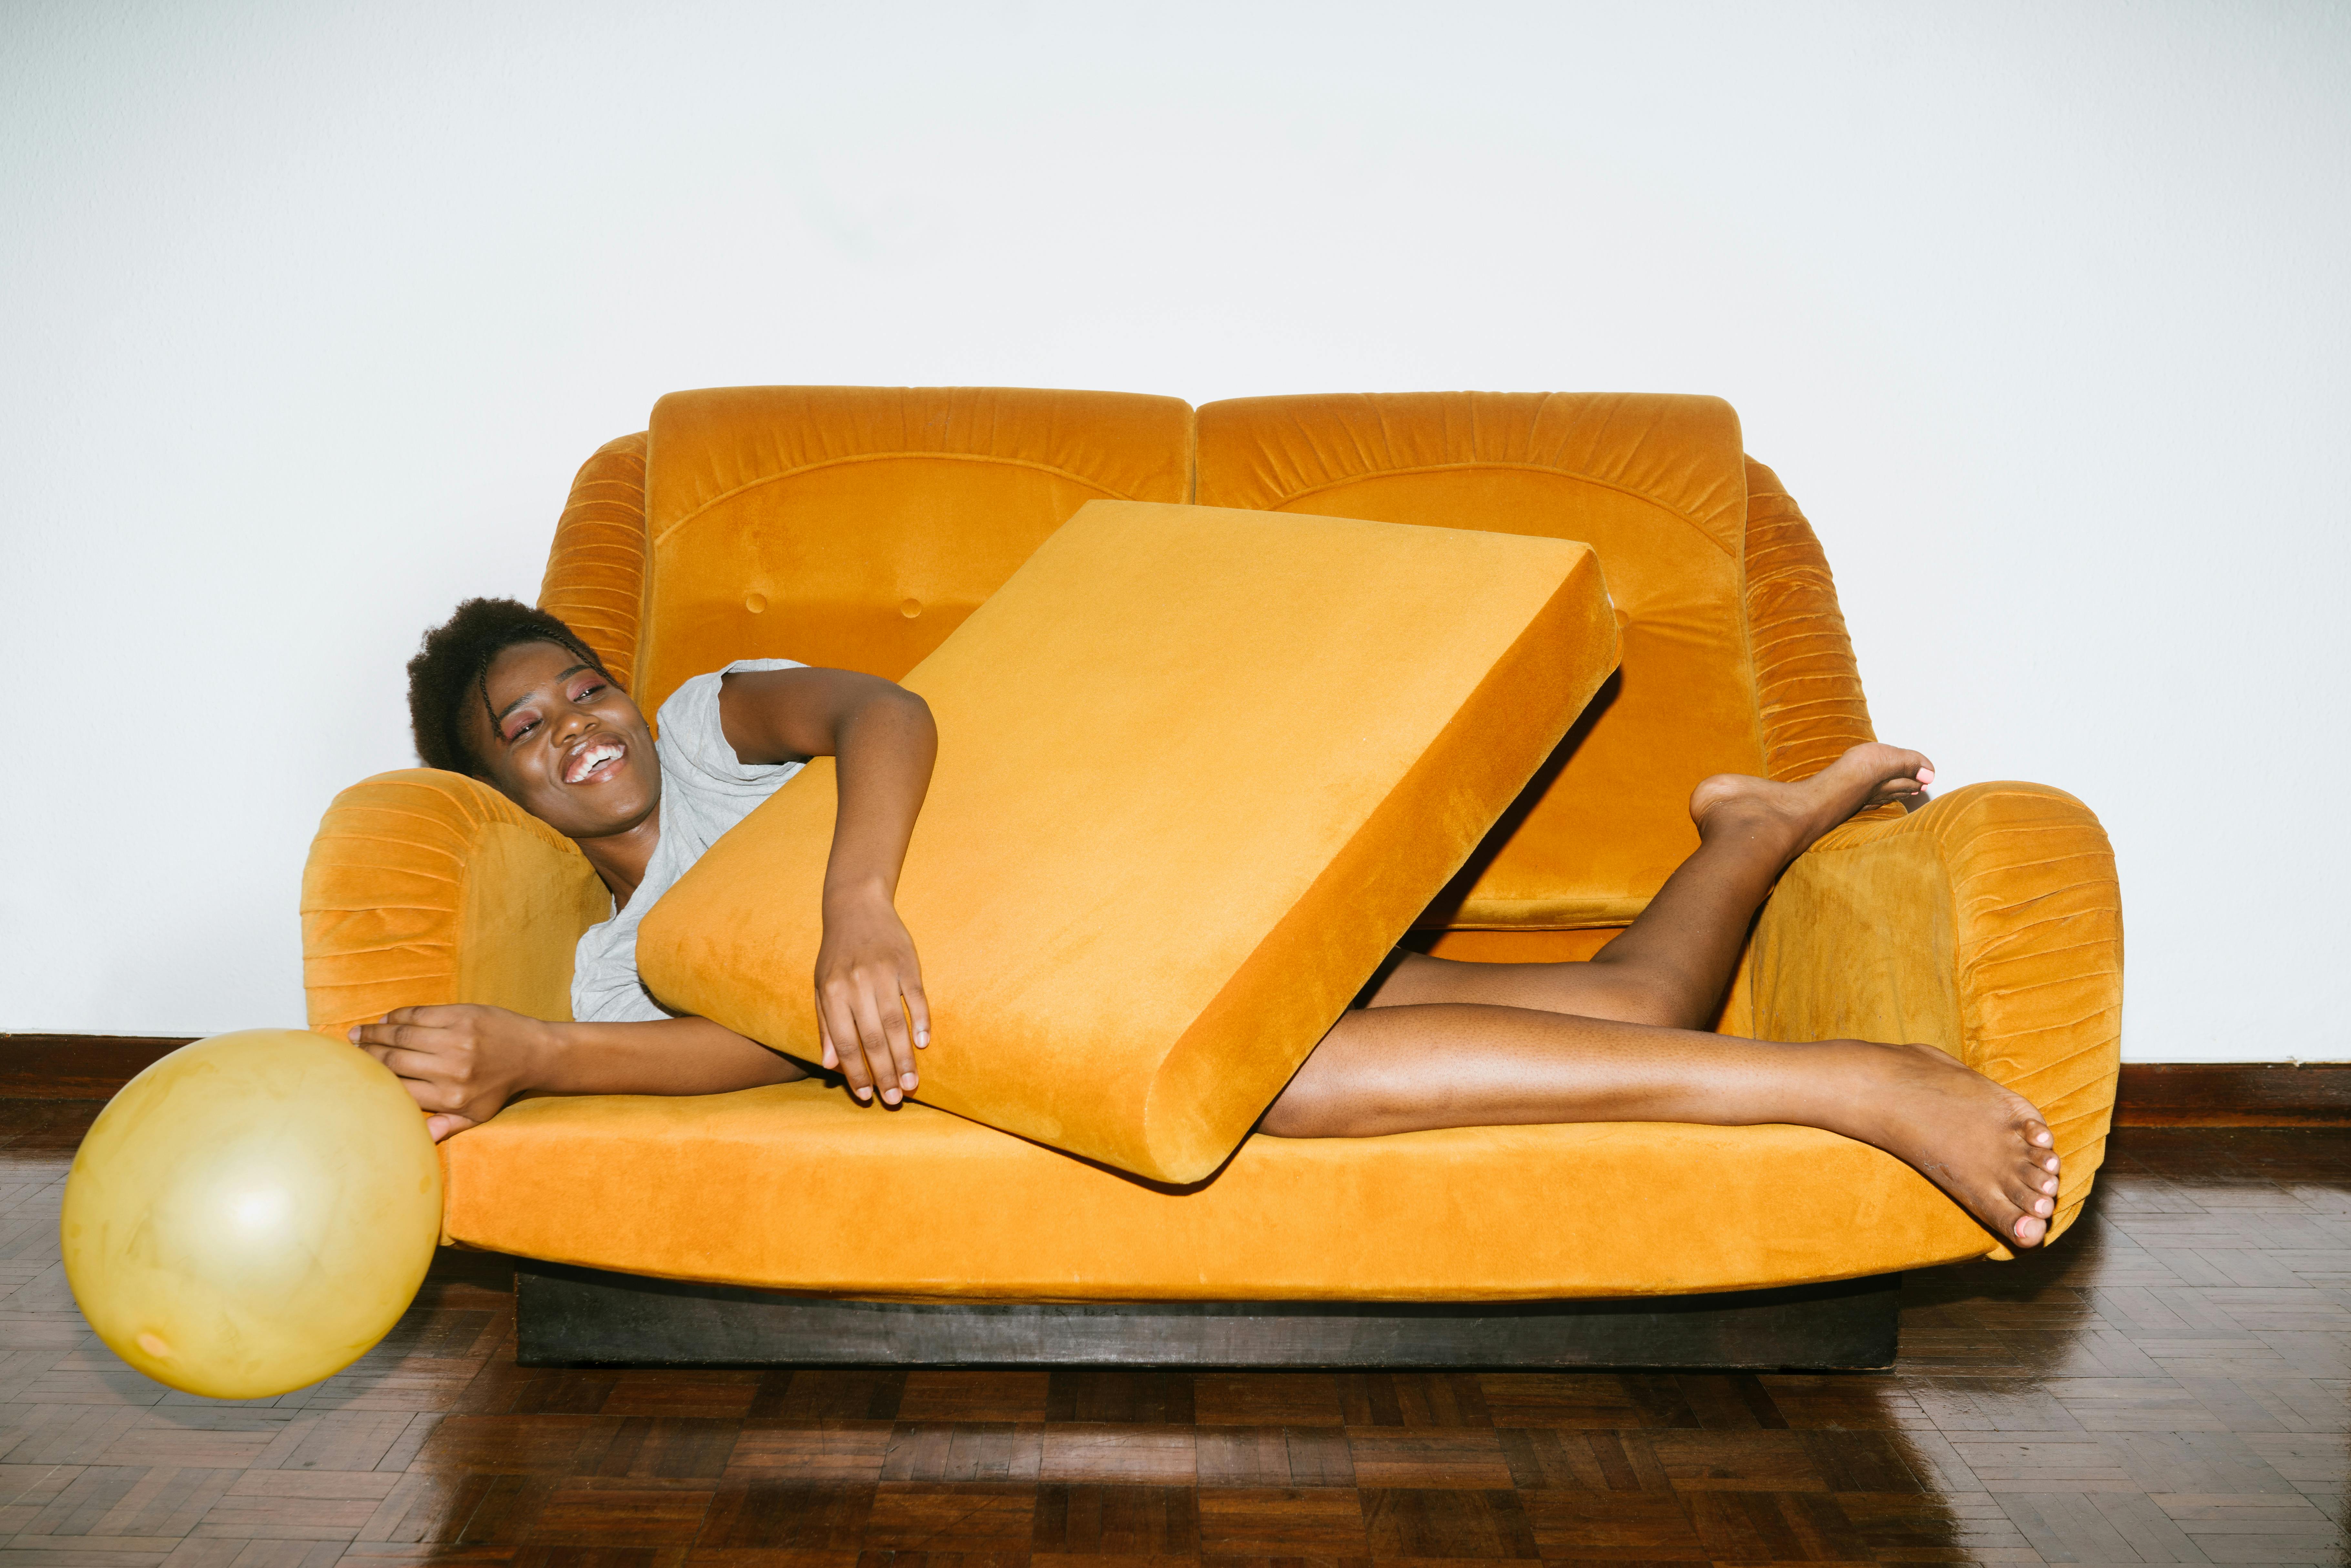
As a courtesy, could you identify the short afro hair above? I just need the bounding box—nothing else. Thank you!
[407,598,613,777]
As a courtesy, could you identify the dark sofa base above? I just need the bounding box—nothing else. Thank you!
[515,1262,1900,1371]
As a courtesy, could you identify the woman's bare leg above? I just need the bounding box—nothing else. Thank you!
[1366,743,1936,1027]
[1261,1002,2064,1247]
[1272,743,2064,1248]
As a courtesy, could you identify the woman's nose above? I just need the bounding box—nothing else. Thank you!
[548,705,595,745]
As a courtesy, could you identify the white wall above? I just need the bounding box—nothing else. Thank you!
[3,1,2344,1060]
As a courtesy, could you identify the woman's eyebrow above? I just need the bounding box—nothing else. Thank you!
[493,664,592,725]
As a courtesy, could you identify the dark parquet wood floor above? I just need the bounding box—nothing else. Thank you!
[0,1103,2340,1567]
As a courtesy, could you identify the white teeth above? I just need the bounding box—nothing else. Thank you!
[568,742,622,783]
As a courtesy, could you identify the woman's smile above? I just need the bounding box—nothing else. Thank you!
[562,735,628,785]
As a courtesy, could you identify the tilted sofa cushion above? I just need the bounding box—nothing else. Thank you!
[636,500,1620,1183]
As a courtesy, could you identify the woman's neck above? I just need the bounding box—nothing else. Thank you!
[578,801,662,909]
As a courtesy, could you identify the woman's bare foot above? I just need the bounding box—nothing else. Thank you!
[1688,743,1934,863]
[1821,1038,2062,1247]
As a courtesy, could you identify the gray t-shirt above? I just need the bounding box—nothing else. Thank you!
[570,658,806,1023]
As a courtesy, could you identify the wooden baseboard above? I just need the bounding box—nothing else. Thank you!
[0,1035,192,1098]
[2110,1062,2351,1127]
[4,1036,2346,1126]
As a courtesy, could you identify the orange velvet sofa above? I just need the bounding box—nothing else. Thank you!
[300,387,2122,1363]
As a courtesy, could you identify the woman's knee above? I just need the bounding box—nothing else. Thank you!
[1550,963,1710,1031]
[1259,1077,1350,1138]
[1259,1042,1410,1138]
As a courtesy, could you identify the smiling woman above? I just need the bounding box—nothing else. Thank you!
[353,597,944,1138]
[358,597,2070,1248]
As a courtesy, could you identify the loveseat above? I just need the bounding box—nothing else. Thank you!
[300,387,2122,1369]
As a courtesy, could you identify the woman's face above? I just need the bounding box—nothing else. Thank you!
[468,641,659,840]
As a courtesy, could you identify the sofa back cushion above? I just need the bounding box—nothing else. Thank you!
[634,386,1195,716]
[1196,392,1765,930]
[637,500,1620,1184]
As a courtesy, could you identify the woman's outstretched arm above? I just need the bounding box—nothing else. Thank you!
[354,1007,803,1142]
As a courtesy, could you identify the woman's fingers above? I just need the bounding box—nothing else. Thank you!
[351,1020,461,1070]
[901,970,932,1051]
[353,1031,432,1077]
[372,1045,462,1085]
[818,986,877,1101]
[349,1014,484,1117]
[882,995,918,1089]
[352,1018,454,1055]
[815,1005,841,1073]
[380,1054,475,1115]
[848,985,909,1104]
[864,966,920,1093]
[374,1004,461,1032]
[424,1112,478,1143]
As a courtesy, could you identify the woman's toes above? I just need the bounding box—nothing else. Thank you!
[2013,1212,2048,1247]
[2029,1123,2054,1148]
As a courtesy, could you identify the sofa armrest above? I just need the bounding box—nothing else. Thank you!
[299,770,611,1041]
[538,431,649,692]
[1750,781,2123,1248]
[1743,457,1880,783]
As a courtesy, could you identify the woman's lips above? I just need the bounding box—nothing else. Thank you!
[563,737,627,785]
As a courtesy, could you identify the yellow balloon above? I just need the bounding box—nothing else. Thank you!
[62,1028,442,1400]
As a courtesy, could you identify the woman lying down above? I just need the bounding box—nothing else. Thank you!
[354,597,2064,1249]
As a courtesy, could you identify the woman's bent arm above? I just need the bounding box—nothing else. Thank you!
[720,666,939,1105]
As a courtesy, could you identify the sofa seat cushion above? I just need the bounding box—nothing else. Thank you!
[1197,393,1765,932]
[638,500,1619,1184]
[440,1082,1997,1298]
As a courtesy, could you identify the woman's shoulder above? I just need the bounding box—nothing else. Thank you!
[655,660,810,799]
[654,658,806,744]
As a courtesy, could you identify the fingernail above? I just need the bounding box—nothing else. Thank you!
[347,1027,359,1042]
[915,1030,929,1047]
[854,1086,872,1101]
[882,1089,900,1105]
[901,1072,917,1090]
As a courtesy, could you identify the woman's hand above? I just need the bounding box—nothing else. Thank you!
[350,1003,554,1142]
[813,891,931,1105]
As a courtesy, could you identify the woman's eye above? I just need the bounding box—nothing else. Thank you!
[575,683,604,702]
[505,717,537,743]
